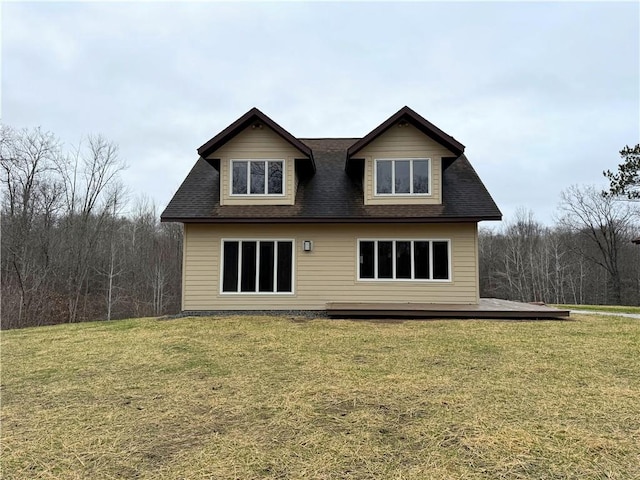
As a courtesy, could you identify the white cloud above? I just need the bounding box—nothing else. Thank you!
[2,1,638,224]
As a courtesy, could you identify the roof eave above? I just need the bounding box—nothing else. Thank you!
[160,215,502,224]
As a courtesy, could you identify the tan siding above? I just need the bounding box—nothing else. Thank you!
[181,223,188,311]
[358,123,454,205]
[473,223,479,303]
[209,126,301,206]
[182,223,479,310]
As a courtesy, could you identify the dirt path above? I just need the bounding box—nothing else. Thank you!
[571,310,640,319]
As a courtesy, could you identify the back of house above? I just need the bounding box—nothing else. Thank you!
[161,107,501,313]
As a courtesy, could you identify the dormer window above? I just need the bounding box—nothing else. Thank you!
[375,158,430,195]
[231,159,284,195]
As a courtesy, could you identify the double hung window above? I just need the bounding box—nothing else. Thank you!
[222,240,293,293]
[375,158,430,195]
[231,160,284,195]
[358,239,450,281]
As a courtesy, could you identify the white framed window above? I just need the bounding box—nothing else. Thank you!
[231,159,284,196]
[357,239,451,281]
[374,158,430,195]
[221,239,294,294]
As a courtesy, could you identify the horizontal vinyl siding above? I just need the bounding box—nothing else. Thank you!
[182,223,479,310]
[211,126,300,206]
[360,124,453,205]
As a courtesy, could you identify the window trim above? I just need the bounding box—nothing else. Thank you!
[356,238,452,282]
[373,158,431,196]
[220,239,295,294]
[229,159,286,197]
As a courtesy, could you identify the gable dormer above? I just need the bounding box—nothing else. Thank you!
[197,108,314,206]
[347,107,464,206]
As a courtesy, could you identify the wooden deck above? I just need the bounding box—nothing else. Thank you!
[326,298,570,319]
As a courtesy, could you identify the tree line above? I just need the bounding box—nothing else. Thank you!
[1,126,182,329]
[479,203,639,305]
[481,145,640,305]
[1,124,639,328]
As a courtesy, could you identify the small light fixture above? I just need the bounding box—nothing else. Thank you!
[251,123,263,129]
[303,240,313,252]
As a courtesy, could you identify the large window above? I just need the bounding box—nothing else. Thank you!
[358,239,450,281]
[375,158,430,195]
[231,160,284,195]
[222,240,293,293]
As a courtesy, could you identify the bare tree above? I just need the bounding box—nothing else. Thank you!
[493,209,548,302]
[557,185,637,304]
[0,126,63,327]
[57,135,127,322]
[94,192,129,320]
[125,197,182,317]
[1,125,185,329]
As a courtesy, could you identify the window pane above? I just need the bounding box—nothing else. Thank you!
[413,160,429,194]
[376,161,392,194]
[276,242,293,292]
[395,160,410,194]
[378,241,393,279]
[250,161,265,194]
[396,241,411,279]
[232,162,247,194]
[222,241,239,292]
[268,161,283,194]
[359,241,375,279]
[241,242,257,292]
[433,241,449,280]
[414,241,430,279]
[259,242,275,292]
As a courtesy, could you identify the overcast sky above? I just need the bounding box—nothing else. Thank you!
[2,1,639,225]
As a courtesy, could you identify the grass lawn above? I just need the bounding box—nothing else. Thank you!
[2,315,639,479]
[554,304,640,315]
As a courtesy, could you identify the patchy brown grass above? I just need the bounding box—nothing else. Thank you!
[2,314,639,479]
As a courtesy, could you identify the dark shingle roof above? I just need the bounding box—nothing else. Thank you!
[161,138,501,223]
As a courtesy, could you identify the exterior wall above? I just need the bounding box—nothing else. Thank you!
[181,224,188,311]
[182,222,479,310]
[359,123,454,205]
[208,126,301,206]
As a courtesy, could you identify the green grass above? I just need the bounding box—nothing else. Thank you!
[2,315,640,479]
[555,304,640,315]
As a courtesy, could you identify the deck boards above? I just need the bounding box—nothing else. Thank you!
[326,298,570,319]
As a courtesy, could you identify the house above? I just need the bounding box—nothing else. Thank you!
[161,106,502,314]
